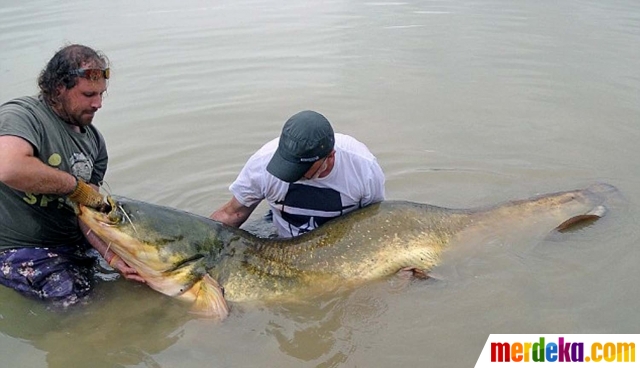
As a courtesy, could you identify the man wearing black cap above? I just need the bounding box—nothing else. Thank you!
[211,110,385,238]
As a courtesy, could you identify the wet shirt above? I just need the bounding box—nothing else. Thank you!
[0,96,108,249]
[230,133,385,238]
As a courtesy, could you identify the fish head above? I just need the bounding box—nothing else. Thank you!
[78,196,229,319]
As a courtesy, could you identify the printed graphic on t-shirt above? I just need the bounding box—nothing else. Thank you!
[69,152,93,182]
[276,183,356,236]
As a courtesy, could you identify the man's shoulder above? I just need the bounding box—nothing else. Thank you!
[1,95,41,110]
[255,136,279,153]
[248,137,279,163]
[0,96,48,132]
[334,133,377,161]
[0,96,50,123]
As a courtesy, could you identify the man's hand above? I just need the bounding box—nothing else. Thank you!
[107,253,146,283]
[68,177,105,209]
[79,219,145,283]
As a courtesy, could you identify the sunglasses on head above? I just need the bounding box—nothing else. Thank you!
[70,68,110,81]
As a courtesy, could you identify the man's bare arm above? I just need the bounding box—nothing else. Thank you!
[210,196,258,228]
[0,135,76,194]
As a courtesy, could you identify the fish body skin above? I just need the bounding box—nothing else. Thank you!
[78,183,614,316]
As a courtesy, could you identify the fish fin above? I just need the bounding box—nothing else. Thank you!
[555,205,606,232]
[188,274,230,320]
[388,267,431,292]
[396,266,430,280]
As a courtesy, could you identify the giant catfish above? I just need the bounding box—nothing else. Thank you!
[78,183,616,320]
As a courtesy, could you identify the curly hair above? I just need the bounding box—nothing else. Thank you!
[38,44,109,105]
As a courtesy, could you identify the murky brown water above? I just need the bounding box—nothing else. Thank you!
[1,0,639,367]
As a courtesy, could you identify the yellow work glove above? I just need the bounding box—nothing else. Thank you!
[67,177,105,209]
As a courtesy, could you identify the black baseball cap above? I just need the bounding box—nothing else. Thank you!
[266,110,335,183]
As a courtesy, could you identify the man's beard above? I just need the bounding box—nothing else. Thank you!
[55,96,93,127]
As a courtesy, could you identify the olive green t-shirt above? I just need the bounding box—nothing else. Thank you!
[0,96,108,248]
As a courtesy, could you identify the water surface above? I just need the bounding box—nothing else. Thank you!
[1,0,639,367]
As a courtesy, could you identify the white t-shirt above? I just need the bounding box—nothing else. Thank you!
[230,133,386,238]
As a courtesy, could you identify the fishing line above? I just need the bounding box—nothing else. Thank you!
[118,203,139,235]
[100,180,113,196]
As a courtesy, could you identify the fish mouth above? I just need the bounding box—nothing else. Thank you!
[78,196,139,268]
[78,195,119,226]
[78,196,230,319]
[78,197,205,294]
[78,196,161,281]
